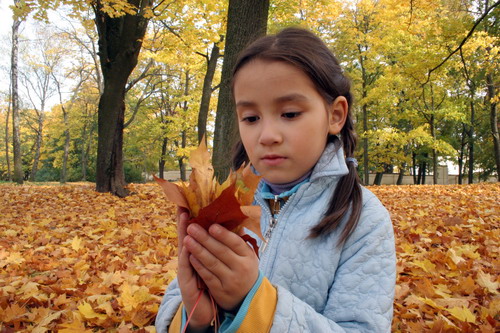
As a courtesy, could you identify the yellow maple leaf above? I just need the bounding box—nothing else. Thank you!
[155,138,263,241]
[2,303,26,322]
[71,236,83,251]
[5,251,25,265]
[78,302,107,320]
[447,306,476,323]
[477,270,499,294]
[411,259,436,273]
[34,310,64,328]
[58,315,93,333]
[118,283,152,312]
[417,296,445,310]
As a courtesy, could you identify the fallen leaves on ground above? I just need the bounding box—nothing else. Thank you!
[0,182,498,331]
[0,183,177,332]
[369,183,499,332]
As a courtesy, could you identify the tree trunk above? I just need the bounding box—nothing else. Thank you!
[53,76,73,184]
[179,70,190,181]
[421,160,427,184]
[397,164,405,185]
[61,112,70,183]
[467,100,475,184]
[362,103,369,185]
[159,137,167,178]
[430,114,438,185]
[412,153,417,184]
[81,120,89,181]
[179,130,187,181]
[11,1,23,184]
[458,124,467,184]
[213,0,269,182]
[29,113,44,181]
[373,172,383,185]
[486,73,500,181]
[94,0,152,197]
[198,40,221,144]
[357,48,370,186]
[5,88,11,181]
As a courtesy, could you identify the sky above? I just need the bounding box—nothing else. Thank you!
[0,1,21,94]
[0,1,67,108]
[0,1,11,35]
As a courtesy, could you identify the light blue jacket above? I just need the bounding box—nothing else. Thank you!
[155,143,396,332]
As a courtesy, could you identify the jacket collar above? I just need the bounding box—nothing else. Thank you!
[257,138,349,196]
[309,140,349,183]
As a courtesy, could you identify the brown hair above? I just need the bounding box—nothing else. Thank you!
[231,27,362,246]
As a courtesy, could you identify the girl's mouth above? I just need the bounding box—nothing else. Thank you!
[261,155,286,166]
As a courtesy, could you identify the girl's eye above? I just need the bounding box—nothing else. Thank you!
[242,115,259,123]
[282,112,301,119]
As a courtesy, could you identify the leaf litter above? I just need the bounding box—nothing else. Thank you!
[0,182,498,331]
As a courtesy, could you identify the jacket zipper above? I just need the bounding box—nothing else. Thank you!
[259,194,292,255]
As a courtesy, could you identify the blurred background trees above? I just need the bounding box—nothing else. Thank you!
[0,0,498,193]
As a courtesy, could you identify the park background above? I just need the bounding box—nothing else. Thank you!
[0,0,498,332]
[0,0,498,189]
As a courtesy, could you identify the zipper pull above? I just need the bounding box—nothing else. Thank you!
[261,216,277,254]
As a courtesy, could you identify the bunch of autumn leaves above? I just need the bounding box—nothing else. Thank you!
[154,140,263,252]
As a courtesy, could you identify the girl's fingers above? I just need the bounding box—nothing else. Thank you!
[177,207,190,252]
[188,253,222,288]
[184,226,231,278]
[208,224,254,258]
[178,246,196,284]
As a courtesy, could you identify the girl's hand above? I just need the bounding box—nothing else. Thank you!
[184,223,259,312]
[176,209,214,330]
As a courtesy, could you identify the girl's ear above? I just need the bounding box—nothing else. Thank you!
[327,96,348,135]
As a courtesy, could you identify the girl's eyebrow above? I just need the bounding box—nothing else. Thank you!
[275,93,308,104]
[236,93,308,108]
[235,100,256,108]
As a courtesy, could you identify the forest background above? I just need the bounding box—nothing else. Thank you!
[0,0,498,193]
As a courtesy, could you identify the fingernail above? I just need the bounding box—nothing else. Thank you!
[210,224,221,235]
[187,223,199,235]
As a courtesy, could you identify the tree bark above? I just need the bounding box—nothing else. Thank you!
[213,0,269,182]
[373,172,383,185]
[198,39,221,144]
[397,164,405,185]
[11,0,23,184]
[29,112,44,181]
[486,73,500,181]
[430,114,438,185]
[362,103,369,185]
[94,0,152,197]
[412,152,417,184]
[159,137,167,178]
[179,70,190,181]
[5,85,12,181]
[179,130,187,181]
[467,99,475,184]
[458,124,467,184]
[53,74,76,184]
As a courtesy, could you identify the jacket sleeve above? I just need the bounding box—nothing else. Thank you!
[155,277,183,333]
[271,196,396,332]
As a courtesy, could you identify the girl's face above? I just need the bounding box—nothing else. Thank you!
[233,59,347,184]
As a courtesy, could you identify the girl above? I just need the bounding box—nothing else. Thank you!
[156,27,396,332]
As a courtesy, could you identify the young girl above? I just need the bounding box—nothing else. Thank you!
[156,27,396,332]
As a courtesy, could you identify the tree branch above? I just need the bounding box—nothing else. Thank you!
[423,0,500,84]
[125,58,155,92]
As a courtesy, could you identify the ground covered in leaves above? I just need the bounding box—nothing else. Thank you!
[0,182,498,332]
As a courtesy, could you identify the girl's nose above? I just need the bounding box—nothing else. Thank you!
[259,120,282,145]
